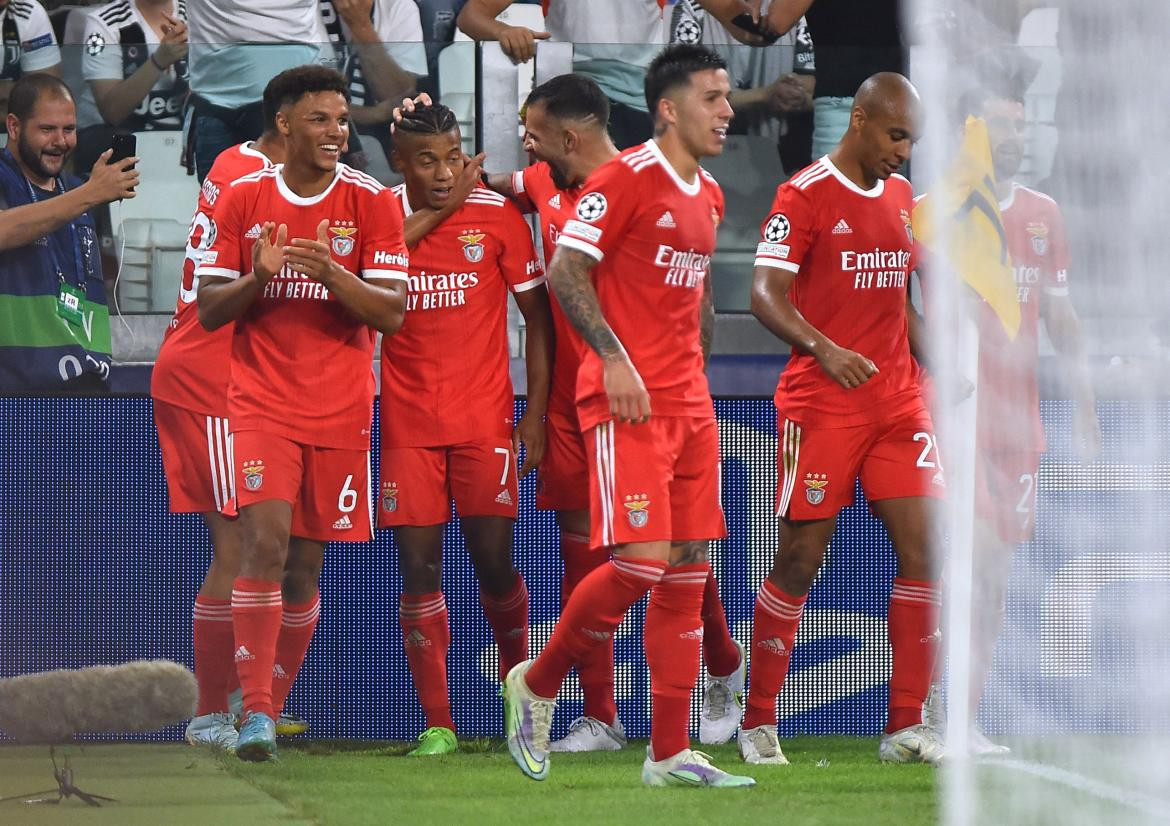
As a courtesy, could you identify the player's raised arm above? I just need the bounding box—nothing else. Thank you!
[547,245,650,423]
[751,262,877,389]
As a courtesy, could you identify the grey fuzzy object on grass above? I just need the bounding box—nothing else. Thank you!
[0,660,197,743]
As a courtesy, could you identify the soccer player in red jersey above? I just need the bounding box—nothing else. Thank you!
[196,65,409,762]
[921,88,1098,756]
[152,101,282,752]
[396,74,748,752]
[377,102,552,757]
[744,72,944,765]
[503,44,755,788]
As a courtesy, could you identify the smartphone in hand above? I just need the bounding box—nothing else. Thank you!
[107,133,137,193]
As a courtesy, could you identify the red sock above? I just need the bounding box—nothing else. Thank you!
[645,563,708,761]
[192,595,235,715]
[272,593,320,715]
[231,578,283,719]
[700,572,742,678]
[887,578,941,733]
[561,530,616,725]
[743,580,806,731]
[480,575,529,680]
[400,592,454,732]
[526,557,667,699]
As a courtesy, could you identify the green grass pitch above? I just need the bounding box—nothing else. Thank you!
[0,738,937,825]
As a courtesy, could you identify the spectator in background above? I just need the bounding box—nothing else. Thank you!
[767,0,905,159]
[0,0,62,117]
[319,0,425,173]
[414,0,464,97]
[671,0,814,171]
[185,0,334,182]
[0,74,137,394]
[74,0,188,172]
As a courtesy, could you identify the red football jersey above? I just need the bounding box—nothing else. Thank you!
[380,184,545,448]
[976,183,1070,453]
[151,142,271,415]
[557,140,724,430]
[513,161,586,422]
[195,164,409,450]
[755,157,920,427]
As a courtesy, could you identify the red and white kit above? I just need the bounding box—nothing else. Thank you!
[755,156,942,520]
[512,161,589,511]
[152,142,272,516]
[974,183,1070,542]
[196,163,409,541]
[557,140,727,549]
[378,184,544,527]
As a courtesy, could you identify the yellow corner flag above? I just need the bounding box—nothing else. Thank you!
[912,116,1020,339]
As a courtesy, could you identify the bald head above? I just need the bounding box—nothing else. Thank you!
[854,72,921,121]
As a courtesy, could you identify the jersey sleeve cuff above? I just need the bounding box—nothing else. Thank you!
[557,234,603,262]
[512,170,525,194]
[754,258,800,273]
[511,274,548,293]
[362,269,409,282]
[195,266,241,280]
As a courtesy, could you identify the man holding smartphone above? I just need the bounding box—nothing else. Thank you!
[0,73,138,394]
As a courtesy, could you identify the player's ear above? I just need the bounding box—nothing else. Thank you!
[275,109,292,138]
[563,128,578,153]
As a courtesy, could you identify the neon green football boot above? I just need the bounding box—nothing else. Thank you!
[408,726,458,756]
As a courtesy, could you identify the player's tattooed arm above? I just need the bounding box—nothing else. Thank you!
[548,246,651,423]
[750,263,878,390]
[513,286,553,476]
[197,222,286,330]
[700,271,715,367]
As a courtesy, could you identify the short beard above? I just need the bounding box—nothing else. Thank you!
[548,160,572,190]
[17,135,61,183]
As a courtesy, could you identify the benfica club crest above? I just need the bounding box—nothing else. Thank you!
[458,231,485,263]
[803,473,828,505]
[382,482,399,513]
[1026,222,1048,256]
[242,461,265,491]
[329,223,358,256]
[624,494,650,528]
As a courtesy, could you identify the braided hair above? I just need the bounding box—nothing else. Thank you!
[396,103,459,138]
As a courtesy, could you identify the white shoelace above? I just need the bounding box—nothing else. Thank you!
[705,680,730,719]
[530,699,556,751]
[749,727,779,757]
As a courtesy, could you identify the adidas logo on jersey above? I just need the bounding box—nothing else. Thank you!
[656,211,677,229]
[333,515,353,530]
[234,645,255,662]
[548,194,561,209]
[495,489,513,506]
[244,223,263,240]
[831,218,853,234]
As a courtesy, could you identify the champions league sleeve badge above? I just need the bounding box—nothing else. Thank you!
[764,213,790,243]
[576,192,608,223]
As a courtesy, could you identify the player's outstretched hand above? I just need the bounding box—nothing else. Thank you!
[86,149,140,203]
[496,25,549,64]
[816,341,878,389]
[390,92,433,134]
[604,357,651,424]
[284,219,341,285]
[251,222,288,284]
[513,407,546,478]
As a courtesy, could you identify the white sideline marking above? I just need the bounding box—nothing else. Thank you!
[990,758,1170,820]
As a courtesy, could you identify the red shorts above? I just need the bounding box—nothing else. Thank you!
[234,430,372,542]
[776,407,945,521]
[976,449,1041,544]
[586,416,726,550]
[378,437,519,527]
[154,399,237,516]
[536,408,589,512]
